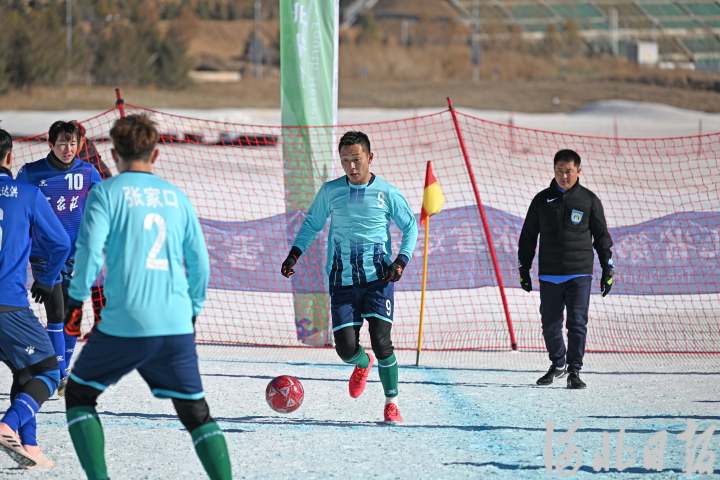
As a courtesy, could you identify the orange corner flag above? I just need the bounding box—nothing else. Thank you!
[420,161,445,225]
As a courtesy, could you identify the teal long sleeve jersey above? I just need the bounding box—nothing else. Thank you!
[69,172,210,337]
[292,175,418,288]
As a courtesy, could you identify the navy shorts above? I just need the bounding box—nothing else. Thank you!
[70,331,205,400]
[0,309,56,370]
[330,280,394,332]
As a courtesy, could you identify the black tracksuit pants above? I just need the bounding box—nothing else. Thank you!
[539,276,592,372]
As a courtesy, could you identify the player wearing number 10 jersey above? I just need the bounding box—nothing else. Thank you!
[16,121,102,391]
[63,114,231,480]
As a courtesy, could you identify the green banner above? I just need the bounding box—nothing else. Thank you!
[281,0,338,346]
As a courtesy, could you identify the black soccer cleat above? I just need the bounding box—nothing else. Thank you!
[567,370,587,389]
[536,365,567,385]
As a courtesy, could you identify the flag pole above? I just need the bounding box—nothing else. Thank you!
[415,218,431,366]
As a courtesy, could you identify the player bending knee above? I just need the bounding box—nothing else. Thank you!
[13,356,61,404]
[333,331,361,363]
[368,319,394,360]
[64,380,102,409]
[172,398,213,432]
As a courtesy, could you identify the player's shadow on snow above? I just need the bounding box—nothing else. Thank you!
[444,462,720,475]
[205,359,720,376]
[0,466,30,475]
[201,372,530,389]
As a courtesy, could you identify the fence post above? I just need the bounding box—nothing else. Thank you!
[446,97,518,350]
[115,88,126,118]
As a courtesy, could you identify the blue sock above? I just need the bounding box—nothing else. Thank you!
[19,417,37,446]
[1,393,40,432]
[64,333,78,372]
[47,322,67,375]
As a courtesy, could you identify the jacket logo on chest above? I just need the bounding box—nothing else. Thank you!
[570,209,584,225]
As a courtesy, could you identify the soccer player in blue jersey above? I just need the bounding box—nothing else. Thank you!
[63,114,231,480]
[16,121,103,390]
[281,131,418,423]
[0,128,70,469]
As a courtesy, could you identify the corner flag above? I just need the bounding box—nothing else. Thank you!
[419,161,444,225]
[416,160,444,366]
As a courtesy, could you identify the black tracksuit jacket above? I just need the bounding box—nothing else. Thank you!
[518,178,613,275]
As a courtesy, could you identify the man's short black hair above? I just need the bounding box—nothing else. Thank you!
[553,149,581,167]
[48,120,81,145]
[338,131,371,154]
[110,114,159,162]
[0,129,12,161]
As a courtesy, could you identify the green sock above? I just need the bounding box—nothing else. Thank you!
[345,345,370,368]
[66,407,108,480]
[378,353,399,397]
[192,422,232,480]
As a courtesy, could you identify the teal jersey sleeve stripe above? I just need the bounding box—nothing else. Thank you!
[293,183,330,252]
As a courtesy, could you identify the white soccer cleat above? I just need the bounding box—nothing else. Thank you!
[0,425,36,468]
[22,444,55,470]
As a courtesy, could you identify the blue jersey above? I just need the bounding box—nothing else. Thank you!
[16,155,102,259]
[69,171,210,338]
[293,175,418,289]
[0,171,70,307]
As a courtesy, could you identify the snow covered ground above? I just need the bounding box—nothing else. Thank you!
[2,99,720,138]
[1,347,718,479]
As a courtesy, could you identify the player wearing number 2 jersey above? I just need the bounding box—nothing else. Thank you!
[63,115,231,479]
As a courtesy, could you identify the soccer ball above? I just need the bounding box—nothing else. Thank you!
[265,375,304,413]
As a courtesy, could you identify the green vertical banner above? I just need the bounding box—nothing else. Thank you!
[281,0,338,346]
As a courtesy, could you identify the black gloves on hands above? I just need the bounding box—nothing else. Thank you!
[64,297,84,337]
[383,256,408,283]
[601,268,614,297]
[383,262,403,282]
[519,269,532,292]
[281,247,302,278]
[30,281,53,304]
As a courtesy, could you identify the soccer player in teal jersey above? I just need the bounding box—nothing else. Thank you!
[281,131,418,423]
[63,115,231,480]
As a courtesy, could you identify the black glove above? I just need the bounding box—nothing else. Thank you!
[383,256,407,283]
[519,269,532,292]
[64,297,84,337]
[30,281,53,304]
[601,268,614,297]
[281,247,302,278]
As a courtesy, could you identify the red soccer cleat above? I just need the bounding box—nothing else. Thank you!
[348,353,374,398]
[383,403,403,424]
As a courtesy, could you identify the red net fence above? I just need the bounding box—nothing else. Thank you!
[11,99,720,355]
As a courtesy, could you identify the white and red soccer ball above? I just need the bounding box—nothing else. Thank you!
[265,375,304,413]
